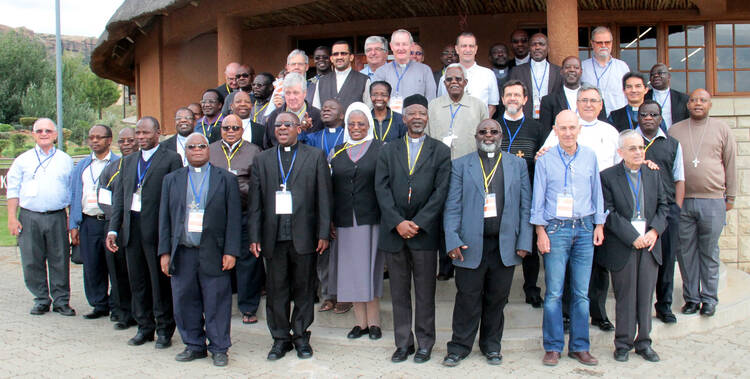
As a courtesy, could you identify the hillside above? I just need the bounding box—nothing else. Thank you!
[0,24,97,62]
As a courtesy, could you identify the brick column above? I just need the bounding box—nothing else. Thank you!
[217,16,243,86]
[546,0,578,66]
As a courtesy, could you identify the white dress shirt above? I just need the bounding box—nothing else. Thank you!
[563,85,580,113]
[515,55,530,66]
[81,151,111,216]
[176,134,188,166]
[437,62,500,109]
[530,59,550,119]
[652,88,674,129]
[313,66,372,108]
[581,57,630,117]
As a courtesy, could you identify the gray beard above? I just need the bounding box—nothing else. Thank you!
[478,141,499,153]
[505,104,521,115]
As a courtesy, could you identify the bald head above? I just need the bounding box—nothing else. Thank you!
[185,133,209,167]
[687,88,712,120]
[32,118,57,151]
[475,119,502,153]
[221,114,243,144]
[554,110,580,151]
[225,62,241,90]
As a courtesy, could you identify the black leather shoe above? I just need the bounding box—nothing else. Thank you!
[436,273,452,281]
[110,314,119,322]
[368,326,382,340]
[296,343,313,359]
[442,352,462,367]
[212,352,229,367]
[155,335,172,349]
[563,316,571,333]
[526,295,543,308]
[30,304,49,315]
[614,348,629,362]
[391,345,415,362]
[83,309,109,319]
[114,319,137,330]
[636,347,660,362]
[413,348,431,363]
[52,304,76,316]
[128,331,154,346]
[592,319,615,331]
[681,302,700,314]
[700,303,716,317]
[347,326,369,339]
[656,311,677,323]
[175,348,207,362]
[485,351,502,365]
[267,341,293,361]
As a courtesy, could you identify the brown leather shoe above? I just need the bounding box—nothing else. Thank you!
[334,302,353,314]
[318,299,335,312]
[542,351,561,366]
[568,351,598,366]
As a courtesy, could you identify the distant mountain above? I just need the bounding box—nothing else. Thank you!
[0,24,97,63]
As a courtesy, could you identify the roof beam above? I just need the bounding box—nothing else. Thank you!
[691,0,726,17]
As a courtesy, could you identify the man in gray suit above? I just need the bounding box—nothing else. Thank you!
[441,119,533,367]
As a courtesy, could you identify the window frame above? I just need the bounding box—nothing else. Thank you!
[712,21,750,96]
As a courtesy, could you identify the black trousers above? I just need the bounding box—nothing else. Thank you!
[522,230,542,299]
[437,229,454,277]
[80,216,110,311]
[236,213,265,315]
[386,245,437,351]
[265,241,316,345]
[655,203,680,315]
[447,237,515,357]
[171,246,232,353]
[589,262,610,322]
[106,231,133,322]
[125,215,174,336]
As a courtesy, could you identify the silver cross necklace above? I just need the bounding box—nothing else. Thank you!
[687,117,710,168]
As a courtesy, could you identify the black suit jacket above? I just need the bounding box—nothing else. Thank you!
[645,88,690,125]
[539,86,608,133]
[108,147,183,247]
[596,163,669,272]
[160,135,178,151]
[508,60,563,118]
[158,165,242,276]
[374,136,451,252]
[263,101,323,149]
[248,143,332,258]
[608,105,637,132]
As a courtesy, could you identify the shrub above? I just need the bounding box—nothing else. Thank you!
[19,117,38,128]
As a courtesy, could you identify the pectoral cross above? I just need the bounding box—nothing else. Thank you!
[516,150,525,158]
[692,158,700,167]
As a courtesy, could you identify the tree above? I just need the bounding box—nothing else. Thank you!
[0,31,52,123]
[82,74,120,119]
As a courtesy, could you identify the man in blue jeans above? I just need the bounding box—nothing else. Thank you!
[531,110,605,366]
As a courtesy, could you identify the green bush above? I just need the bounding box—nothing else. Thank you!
[0,123,13,132]
[10,133,26,149]
[0,139,9,153]
[69,146,91,156]
[19,117,37,128]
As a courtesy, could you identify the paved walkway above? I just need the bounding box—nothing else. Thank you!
[1,245,749,378]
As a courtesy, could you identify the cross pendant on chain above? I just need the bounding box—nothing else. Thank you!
[692,158,700,167]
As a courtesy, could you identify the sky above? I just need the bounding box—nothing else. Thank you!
[0,0,124,37]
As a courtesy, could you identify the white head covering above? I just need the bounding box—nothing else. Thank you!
[343,102,375,144]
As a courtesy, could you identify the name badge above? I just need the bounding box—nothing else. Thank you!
[484,193,497,218]
[533,99,541,119]
[275,190,293,214]
[98,188,112,205]
[631,218,646,237]
[131,192,142,212]
[441,134,456,148]
[85,190,99,208]
[23,178,39,197]
[556,192,574,218]
[390,95,404,114]
[188,210,204,233]
[230,169,238,175]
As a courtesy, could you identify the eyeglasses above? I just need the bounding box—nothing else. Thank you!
[651,70,669,76]
[201,100,219,105]
[118,138,135,144]
[511,38,528,44]
[313,55,329,60]
[175,116,194,121]
[477,129,500,136]
[639,112,661,118]
[577,98,602,104]
[275,121,299,128]
[221,125,242,131]
[410,51,424,56]
[33,129,55,134]
[235,73,250,79]
[186,144,208,150]
[441,50,455,56]
[592,40,613,46]
[331,51,350,57]
[444,76,464,83]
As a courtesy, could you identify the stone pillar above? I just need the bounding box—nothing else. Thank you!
[217,16,243,86]
[546,0,578,66]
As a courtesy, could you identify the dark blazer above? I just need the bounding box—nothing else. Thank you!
[645,88,690,125]
[248,143,332,258]
[374,136,451,252]
[608,105,638,132]
[158,165,242,276]
[160,135,179,151]
[596,163,669,272]
[444,152,532,269]
[539,86,608,133]
[108,147,183,247]
[508,60,563,118]
[330,140,382,227]
[264,101,323,149]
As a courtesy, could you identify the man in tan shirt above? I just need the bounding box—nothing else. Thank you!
[668,88,736,317]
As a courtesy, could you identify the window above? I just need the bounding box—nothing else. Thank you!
[619,25,657,74]
[715,23,750,93]
[666,25,706,93]
[578,26,593,61]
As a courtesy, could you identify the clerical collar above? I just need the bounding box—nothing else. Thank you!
[504,112,524,121]
[531,59,548,68]
[480,150,499,159]
[335,66,352,77]
[515,55,530,65]
[409,135,426,144]
[222,139,242,151]
[280,142,298,152]
[189,163,209,173]
[141,145,159,161]
[326,126,342,133]
[630,105,640,112]
[653,87,670,95]
[580,118,598,127]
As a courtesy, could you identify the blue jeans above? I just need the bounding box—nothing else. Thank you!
[542,216,594,353]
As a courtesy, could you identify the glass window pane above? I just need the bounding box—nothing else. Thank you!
[688,71,706,93]
[579,27,591,49]
[620,26,638,49]
[686,25,704,46]
[716,24,733,45]
[737,48,750,69]
[718,71,734,92]
[671,72,687,93]
[737,24,750,45]
[717,47,734,69]
[737,71,750,92]
[669,48,686,70]
[640,49,657,72]
[621,49,637,71]
[668,25,686,46]
[686,47,705,70]
[640,26,657,47]
[579,49,590,61]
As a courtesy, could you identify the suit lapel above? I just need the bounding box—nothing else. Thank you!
[175,168,188,230]
[615,165,635,218]
[395,138,409,175]
[548,65,558,92]
[467,155,485,194]
[411,137,434,175]
[205,166,221,208]
[285,144,305,189]
[501,155,512,198]
[142,147,163,185]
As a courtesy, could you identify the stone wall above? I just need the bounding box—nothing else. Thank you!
[710,97,750,272]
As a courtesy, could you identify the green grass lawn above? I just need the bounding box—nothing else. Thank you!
[0,205,17,246]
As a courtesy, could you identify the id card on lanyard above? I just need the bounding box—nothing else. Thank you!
[390,61,411,114]
[555,146,578,218]
[626,169,646,236]
[187,166,209,233]
[276,147,297,215]
[479,153,502,218]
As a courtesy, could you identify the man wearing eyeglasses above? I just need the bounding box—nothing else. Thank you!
[249,112,332,360]
[250,73,277,127]
[410,42,425,63]
[221,64,255,116]
[227,91,265,148]
[361,36,389,80]
[161,107,196,166]
[69,124,117,321]
[581,26,631,117]
[7,118,74,316]
[215,62,241,100]
[195,89,225,143]
[645,63,690,131]
[438,33,500,118]
[209,115,263,325]
[312,40,371,111]
[433,44,458,86]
